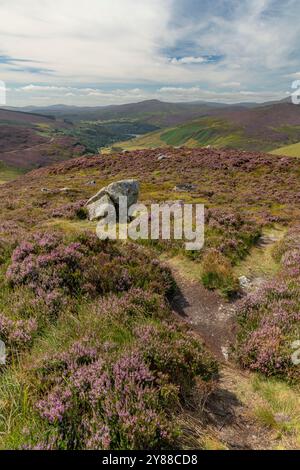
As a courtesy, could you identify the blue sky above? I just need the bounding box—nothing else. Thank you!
[0,0,299,106]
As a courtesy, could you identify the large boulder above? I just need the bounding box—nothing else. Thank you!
[86,194,114,221]
[106,179,139,208]
[85,179,140,221]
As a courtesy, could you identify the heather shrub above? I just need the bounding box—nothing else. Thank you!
[6,231,174,315]
[134,323,218,396]
[0,231,174,359]
[51,200,87,220]
[0,287,61,358]
[0,315,38,351]
[205,209,261,264]
[201,249,239,298]
[31,345,177,450]
[236,226,300,381]
[21,289,217,450]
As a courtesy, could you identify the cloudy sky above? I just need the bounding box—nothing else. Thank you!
[0,0,299,106]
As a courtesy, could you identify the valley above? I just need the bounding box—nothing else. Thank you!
[2,99,300,182]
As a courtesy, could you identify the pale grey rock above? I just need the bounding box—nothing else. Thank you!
[173,183,196,192]
[239,276,251,288]
[106,179,139,208]
[274,413,291,424]
[85,179,140,221]
[157,154,168,161]
[86,194,114,221]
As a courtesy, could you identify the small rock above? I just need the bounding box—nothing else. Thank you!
[59,187,72,193]
[221,346,229,361]
[173,183,196,192]
[86,180,96,186]
[239,276,251,288]
[157,154,168,161]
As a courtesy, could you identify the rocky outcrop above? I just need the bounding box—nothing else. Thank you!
[85,179,140,221]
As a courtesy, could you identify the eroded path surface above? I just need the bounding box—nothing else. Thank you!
[168,264,275,449]
[166,230,285,450]
[169,266,235,361]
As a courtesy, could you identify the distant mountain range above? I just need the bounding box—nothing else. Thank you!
[1,98,300,178]
[3,99,261,126]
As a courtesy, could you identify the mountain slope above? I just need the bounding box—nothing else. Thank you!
[0,147,299,449]
[11,99,240,127]
[0,107,87,172]
[117,102,300,152]
[271,141,300,157]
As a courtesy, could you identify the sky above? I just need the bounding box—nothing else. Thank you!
[0,0,299,107]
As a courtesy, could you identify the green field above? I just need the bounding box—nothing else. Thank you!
[111,117,268,152]
[0,162,24,184]
[271,141,300,157]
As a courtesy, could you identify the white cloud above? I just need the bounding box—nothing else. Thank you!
[169,56,206,65]
[7,83,287,106]
[0,0,298,106]
[221,82,241,88]
[21,85,70,92]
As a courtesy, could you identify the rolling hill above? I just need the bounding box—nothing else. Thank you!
[11,99,234,126]
[0,146,299,450]
[3,99,300,181]
[271,141,300,157]
[114,101,300,153]
[0,108,86,175]
[0,107,156,177]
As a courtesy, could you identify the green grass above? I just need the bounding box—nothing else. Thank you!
[234,226,286,280]
[113,117,265,152]
[271,141,300,157]
[252,375,300,449]
[0,162,24,185]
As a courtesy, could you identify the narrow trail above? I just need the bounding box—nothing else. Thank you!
[167,230,284,449]
[170,266,235,361]
[169,265,273,449]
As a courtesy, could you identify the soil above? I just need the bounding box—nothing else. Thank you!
[168,237,281,450]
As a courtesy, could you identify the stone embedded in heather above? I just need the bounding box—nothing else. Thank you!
[157,154,168,161]
[86,194,114,221]
[173,183,196,192]
[85,179,140,221]
[238,275,251,289]
[106,179,140,207]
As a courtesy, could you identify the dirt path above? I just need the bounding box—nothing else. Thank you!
[170,266,235,361]
[169,264,275,449]
[167,230,285,449]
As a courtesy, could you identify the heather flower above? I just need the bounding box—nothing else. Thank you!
[236,225,300,381]
[34,344,178,450]
[0,314,38,349]
[51,200,87,220]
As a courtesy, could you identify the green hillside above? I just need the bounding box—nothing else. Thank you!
[107,102,300,153]
[271,141,300,157]
[0,162,24,184]
[113,117,263,152]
